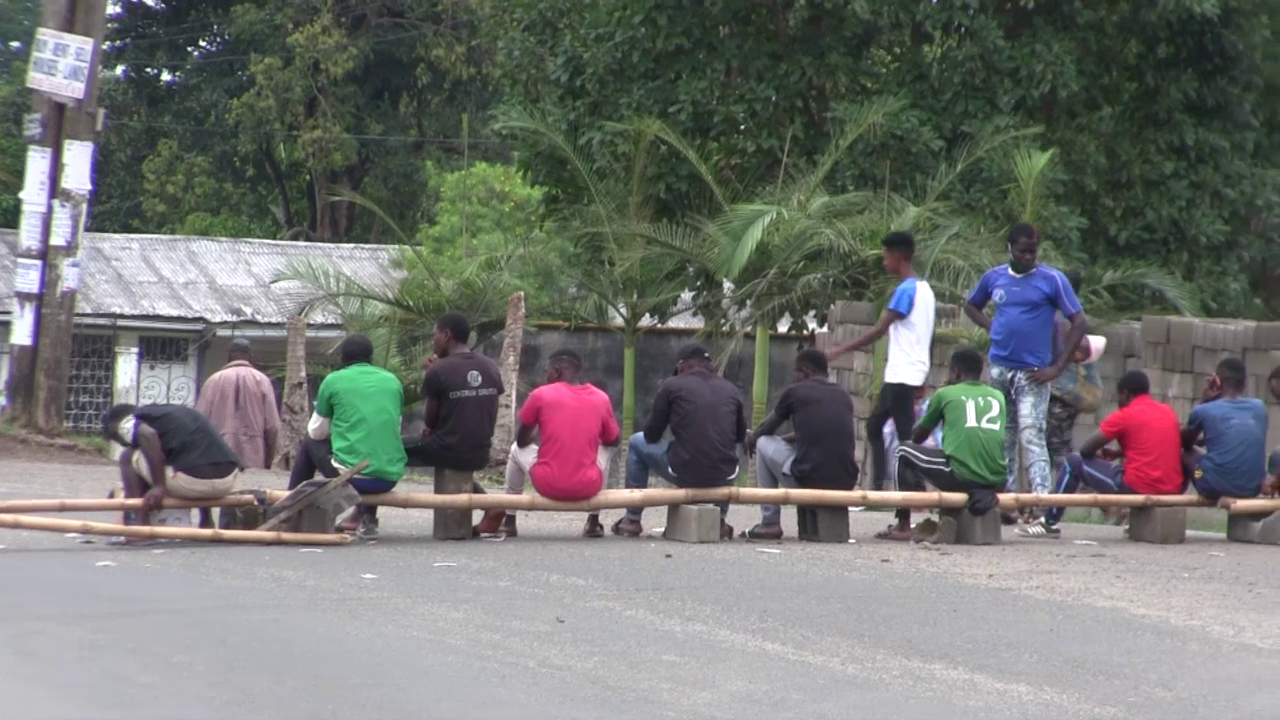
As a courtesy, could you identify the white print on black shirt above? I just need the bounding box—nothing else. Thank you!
[448,387,498,399]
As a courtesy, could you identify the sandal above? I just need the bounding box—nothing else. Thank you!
[874,524,912,541]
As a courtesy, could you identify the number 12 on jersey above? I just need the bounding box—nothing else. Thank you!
[963,396,1003,430]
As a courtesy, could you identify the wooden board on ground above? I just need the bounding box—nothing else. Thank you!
[256,461,368,532]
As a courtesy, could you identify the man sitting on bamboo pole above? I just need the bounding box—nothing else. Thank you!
[613,344,748,539]
[888,348,1007,541]
[1181,357,1268,502]
[102,403,243,533]
[474,349,621,538]
[289,335,407,540]
[740,348,857,539]
[1019,369,1184,539]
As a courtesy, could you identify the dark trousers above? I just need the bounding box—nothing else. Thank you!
[867,382,919,491]
[1044,452,1131,526]
[894,441,999,521]
[403,434,488,494]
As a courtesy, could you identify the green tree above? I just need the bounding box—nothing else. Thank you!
[492,106,718,436]
[0,0,39,230]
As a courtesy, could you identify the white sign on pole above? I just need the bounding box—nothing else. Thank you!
[61,140,95,193]
[14,258,44,295]
[61,257,82,293]
[18,207,46,253]
[26,27,95,101]
[9,301,37,347]
[19,145,52,210]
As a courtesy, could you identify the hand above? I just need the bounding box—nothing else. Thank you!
[1201,377,1223,403]
[824,348,841,363]
[421,354,438,371]
[420,427,432,438]
[1263,476,1280,498]
[1030,364,1063,384]
[744,432,757,458]
[1098,447,1119,461]
[142,486,166,513]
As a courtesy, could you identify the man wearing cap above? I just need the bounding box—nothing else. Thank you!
[613,344,747,539]
[196,337,281,470]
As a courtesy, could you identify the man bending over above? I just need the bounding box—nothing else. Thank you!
[1183,357,1269,501]
[615,344,747,540]
[103,403,243,531]
[742,348,857,539]
[475,349,620,538]
[889,348,1007,540]
[1019,370,1183,539]
[290,334,407,540]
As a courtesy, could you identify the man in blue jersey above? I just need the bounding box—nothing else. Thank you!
[964,223,1088,522]
[827,231,937,513]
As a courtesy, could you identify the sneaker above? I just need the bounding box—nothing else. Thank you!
[356,516,380,540]
[739,523,783,540]
[611,517,643,537]
[1016,518,1060,539]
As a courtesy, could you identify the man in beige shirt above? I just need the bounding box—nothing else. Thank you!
[196,338,281,469]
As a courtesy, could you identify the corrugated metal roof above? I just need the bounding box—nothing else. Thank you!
[0,231,402,325]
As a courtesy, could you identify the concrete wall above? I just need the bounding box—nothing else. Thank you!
[478,325,811,430]
[818,301,1280,474]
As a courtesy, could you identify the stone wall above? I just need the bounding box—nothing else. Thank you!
[817,301,1280,475]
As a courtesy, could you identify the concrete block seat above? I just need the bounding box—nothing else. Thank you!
[433,467,480,540]
[796,506,850,543]
[930,507,1002,545]
[663,504,722,543]
[1226,512,1280,545]
[1127,507,1186,545]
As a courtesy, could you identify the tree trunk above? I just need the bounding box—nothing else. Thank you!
[751,319,771,427]
[622,329,637,439]
[274,315,310,470]
[489,291,526,467]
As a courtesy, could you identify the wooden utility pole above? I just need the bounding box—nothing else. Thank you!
[6,0,108,432]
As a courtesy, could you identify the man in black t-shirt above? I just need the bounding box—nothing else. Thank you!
[406,312,505,473]
[743,349,858,539]
[102,403,243,529]
[613,344,747,539]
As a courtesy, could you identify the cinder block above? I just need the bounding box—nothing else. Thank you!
[1144,343,1165,370]
[1114,322,1142,357]
[1253,322,1280,350]
[1124,356,1142,372]
[1226,322,1254,353]
[1193,348,1228,375]
[1162,345,1193,373]
[664,504,721,543]
[219,504,264,530]
[796,506,850,543]
[936,508,1002,545]
[1096,354,1124,380]
[1226,513,1280,545]
[1244,349,1280,376]
[1141,316,1170,344]
[152,509,192,527]
[1192,322,1222,350]
[1168,317,1196,346]
[1128,507,1187,544]
[433,467,477,541]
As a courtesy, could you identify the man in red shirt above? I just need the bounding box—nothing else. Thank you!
[1019,370,1183,538]
[474,349,620,538]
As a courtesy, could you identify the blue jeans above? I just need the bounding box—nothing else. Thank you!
[624,433,729,520]
[1044,453,1129,526]
[349,476,396,495]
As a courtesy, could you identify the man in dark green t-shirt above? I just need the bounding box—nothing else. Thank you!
[288,334,407,539]
[880,347,1008,540]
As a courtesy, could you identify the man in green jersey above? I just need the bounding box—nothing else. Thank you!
[288,334,408,540]
[883,347,1008,540]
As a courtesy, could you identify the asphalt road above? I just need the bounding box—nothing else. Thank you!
[0,458,1277,720]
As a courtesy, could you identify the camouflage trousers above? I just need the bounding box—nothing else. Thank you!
[1046,395,1081,478]
[988,364,1052,495]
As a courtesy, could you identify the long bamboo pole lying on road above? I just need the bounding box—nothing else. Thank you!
[256,487,1252,512]
[5,489,1275,516]
[0,513,350,545]
[0,496,262,514]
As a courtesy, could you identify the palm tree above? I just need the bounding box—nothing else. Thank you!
[704,96,1039,423]
[491,107,724,437]
[271,191,522,396]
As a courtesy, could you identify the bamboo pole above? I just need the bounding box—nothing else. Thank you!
[0,496,262,514]
[1216,497,1280,515]
[0,513,350,545]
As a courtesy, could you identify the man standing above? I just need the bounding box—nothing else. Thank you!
[1182,357,1269,501]
[614,344,747,539]
[741,348,857,539]
[827,231,936,493]
[889,348,1007,540]
[474,349,621,538]
[289,335,407,540]
[407,312,504,474]
[1019,370,1184,539]
[102,403,242,531]
[196,338,281,470]
[964,223,1088,521]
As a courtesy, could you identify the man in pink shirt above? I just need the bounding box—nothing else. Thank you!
[196,338,281,470]
[475,349,620,538]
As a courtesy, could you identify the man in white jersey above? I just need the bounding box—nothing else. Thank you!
[827,231,937,527]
